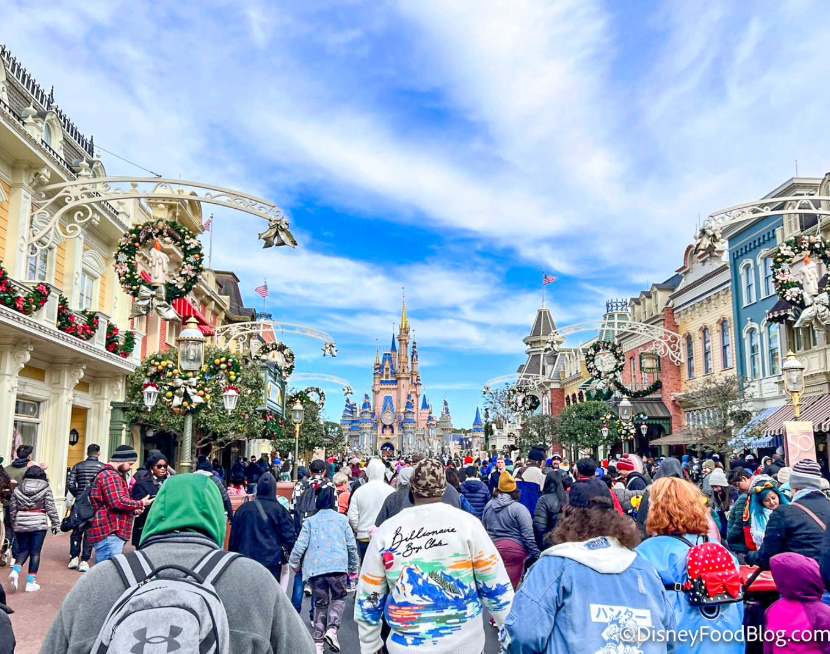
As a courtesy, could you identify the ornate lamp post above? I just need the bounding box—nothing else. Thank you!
[783,351,806,419]
[175,317,205,473]
[291,399,305,482]
[619,396,633,454]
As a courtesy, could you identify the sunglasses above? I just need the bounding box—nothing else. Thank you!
[154,464,168,469]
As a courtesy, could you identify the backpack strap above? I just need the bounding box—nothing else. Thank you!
[111,551,154,588]
[668,534,694,548]
[793,502,827,531]
[254,500,268,522]
[192,549,242,586]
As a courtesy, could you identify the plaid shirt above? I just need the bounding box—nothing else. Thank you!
[87,465,144,546]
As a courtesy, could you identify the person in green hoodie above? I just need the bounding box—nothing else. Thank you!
[41,473,315,654]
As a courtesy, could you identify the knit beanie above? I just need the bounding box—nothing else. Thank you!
[708,468,729,487]
[702,460,716,472]
[576,458,599,478]
[529,444,546,462]
[776,467,792,485]
[498,470,517,493]
[568,478,614,510]
[790,460,823,490]
[410,459,447,498]
[112,444,138,463]
[616,455,636,473]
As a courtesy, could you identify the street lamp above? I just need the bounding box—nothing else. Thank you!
[619,396,633,422]
[222,386,240,414]
[142,382,159,410]
[639,422,648,437]
[175,317,206,473]
[291,399,305,481]
[601,425,609,439]
[783,350,806,419]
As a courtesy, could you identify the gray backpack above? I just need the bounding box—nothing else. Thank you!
[92,549,240,654]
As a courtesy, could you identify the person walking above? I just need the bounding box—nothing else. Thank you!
[333,472,351,514]
[87,445,153,564]
[501,482,674,654]
[229,472,296,593]
[195,457,234,520]
[637,477,743,654]
[129,452,168,548]
[356,458,514,654]
[726,467,753,559]
[347,458,394,561]
[66,443,105,572]
[616,454,648,491]
[41,473,315,654]
[460,465,491,518]
[8,466,59,592]
[482,471,540,589]
[708,467,733,539]
[290,486,358,654]
[635,457,684,534]
[488,456,506,493]
[245,455,263,494]
[532,470,566,549]
[749,460,830,569]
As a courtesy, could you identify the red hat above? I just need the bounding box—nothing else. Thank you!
[463,456,474,466]
[616,455,636,472]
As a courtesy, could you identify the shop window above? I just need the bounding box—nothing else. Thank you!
[13,400,41,458]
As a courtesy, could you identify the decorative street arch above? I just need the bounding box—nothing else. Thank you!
[27,176,295,251]
[289,373,354,396]
[214,320,337,356]
[544,321,682,365]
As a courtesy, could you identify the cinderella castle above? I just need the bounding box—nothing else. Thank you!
[340,299,454,456]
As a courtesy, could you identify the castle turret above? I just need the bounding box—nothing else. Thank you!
[472,407,484,434]
[402,394,416,454]
[360,394,374,453]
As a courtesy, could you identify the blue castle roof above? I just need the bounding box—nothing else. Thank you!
[390,333,397,352]
[421,394,429,410]
[472,407,484,433]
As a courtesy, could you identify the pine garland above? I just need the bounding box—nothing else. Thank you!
[56,295,99,340]
[0,262,50,316]
[105,323,136,359]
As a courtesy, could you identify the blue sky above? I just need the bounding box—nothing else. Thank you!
[6,0,830,424]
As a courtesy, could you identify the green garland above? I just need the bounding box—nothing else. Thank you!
[256,342,295,377]
[56,295,99,341]
[105,323,136,359]
[115,220,204,302]
[585,341,625,381]
[0,262,50,316]
[143,353,242,414]
[291,387,326,408]
[262,412,288,440]
[770,234,830,309]
[586,379,662,401]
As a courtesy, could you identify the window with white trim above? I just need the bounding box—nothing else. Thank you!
[13,400,41,459]
[741,261,756,306]
[721,320,733,369]
[26,245,49,282]
[78,249,106,313]
[686,335,695,379]
[767,323,781,375]
[702,328,712,375]
[42,122,52,147]
[79,272,95,311]
[762,258,774,297]
[747,327,761,379]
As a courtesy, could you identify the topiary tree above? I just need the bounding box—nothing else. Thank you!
[558,400,619,455]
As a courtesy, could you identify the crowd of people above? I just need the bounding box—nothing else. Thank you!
[0,441,826,652]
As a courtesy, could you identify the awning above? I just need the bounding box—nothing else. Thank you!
[766,298,798,324]
[172,298,215,336]
[761,394,830,436]
[649,431,700,446]
[728,406,778,449]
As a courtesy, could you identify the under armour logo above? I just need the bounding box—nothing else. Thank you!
[131,626,182,653]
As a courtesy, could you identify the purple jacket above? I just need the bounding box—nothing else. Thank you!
[765,552,830,654]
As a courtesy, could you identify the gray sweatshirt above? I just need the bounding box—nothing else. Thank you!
[481,493,540,558]
[41,533,315,654]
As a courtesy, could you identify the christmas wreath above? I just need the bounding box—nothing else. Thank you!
[770,234,830,309]
[57,295,99,341]
[105,323,136,359]
[617,420,637,441]
[507,386,541,413]
[585,341,625,381]
[255,341,295,377]
[0,263,50,316]
[292,386,326,408]
[143,353,241,415]
[115,220,204,302]
[262,412,288,441]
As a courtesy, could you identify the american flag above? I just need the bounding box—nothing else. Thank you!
[203,217,212,231]
[543,274,558,286]
[255,281,269,298]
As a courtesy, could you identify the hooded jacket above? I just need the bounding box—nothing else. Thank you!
[347,458,394,539]
[636,535,744,654]
[41,473,315,654]
[10,478,59,532]
[229,473,297,567]
[195,469,234,519]
[460,477,491,518]
[767,552,830,654]
[636,458,684,533]
[481,493,540,559]
[501,537,675,654]
[625,471,648,491]
[533,473,565,548]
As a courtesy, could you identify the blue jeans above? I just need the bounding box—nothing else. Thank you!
[93,535,125,565]
[291,570,315,622]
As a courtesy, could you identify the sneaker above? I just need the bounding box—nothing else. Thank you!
[304,583,312,596]
[24,581,39,592]
[489,617,497,629]
[314,643,324,654]
[347,583,356,593]
[67,557,79,570]
[78,561,89,572]
[324,629,340,652]
[8,570,17,593]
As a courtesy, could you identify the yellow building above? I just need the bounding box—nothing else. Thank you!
[671,245,736,428]
[0,46,143,503]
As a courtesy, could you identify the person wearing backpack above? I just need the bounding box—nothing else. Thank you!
[346,458,393,561]
[289,485,358,654]
[87,445,154,565]
[41,472,315,654]
[8,466,60,593]
[66,443,105,572]
[636,477,744,654]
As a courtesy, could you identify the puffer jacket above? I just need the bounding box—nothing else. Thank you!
[67,456,105,497]
[460,478,491,518]
[10,478,60,532]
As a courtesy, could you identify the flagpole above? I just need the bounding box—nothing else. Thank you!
[262,277,266,317]
[542,270,546,308]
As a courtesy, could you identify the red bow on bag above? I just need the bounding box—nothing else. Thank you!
[701,570,742,599]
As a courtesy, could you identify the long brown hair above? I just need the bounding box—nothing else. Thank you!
[550,507,642,550]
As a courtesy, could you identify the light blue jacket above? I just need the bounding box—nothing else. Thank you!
[502,536,675,654]
[636,535,744,654]
[289,508,359,582]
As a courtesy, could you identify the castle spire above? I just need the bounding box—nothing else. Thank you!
[375,341,380,366]
[401,289,408,331]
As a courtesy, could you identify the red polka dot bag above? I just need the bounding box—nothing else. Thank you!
[670,536,744,606]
